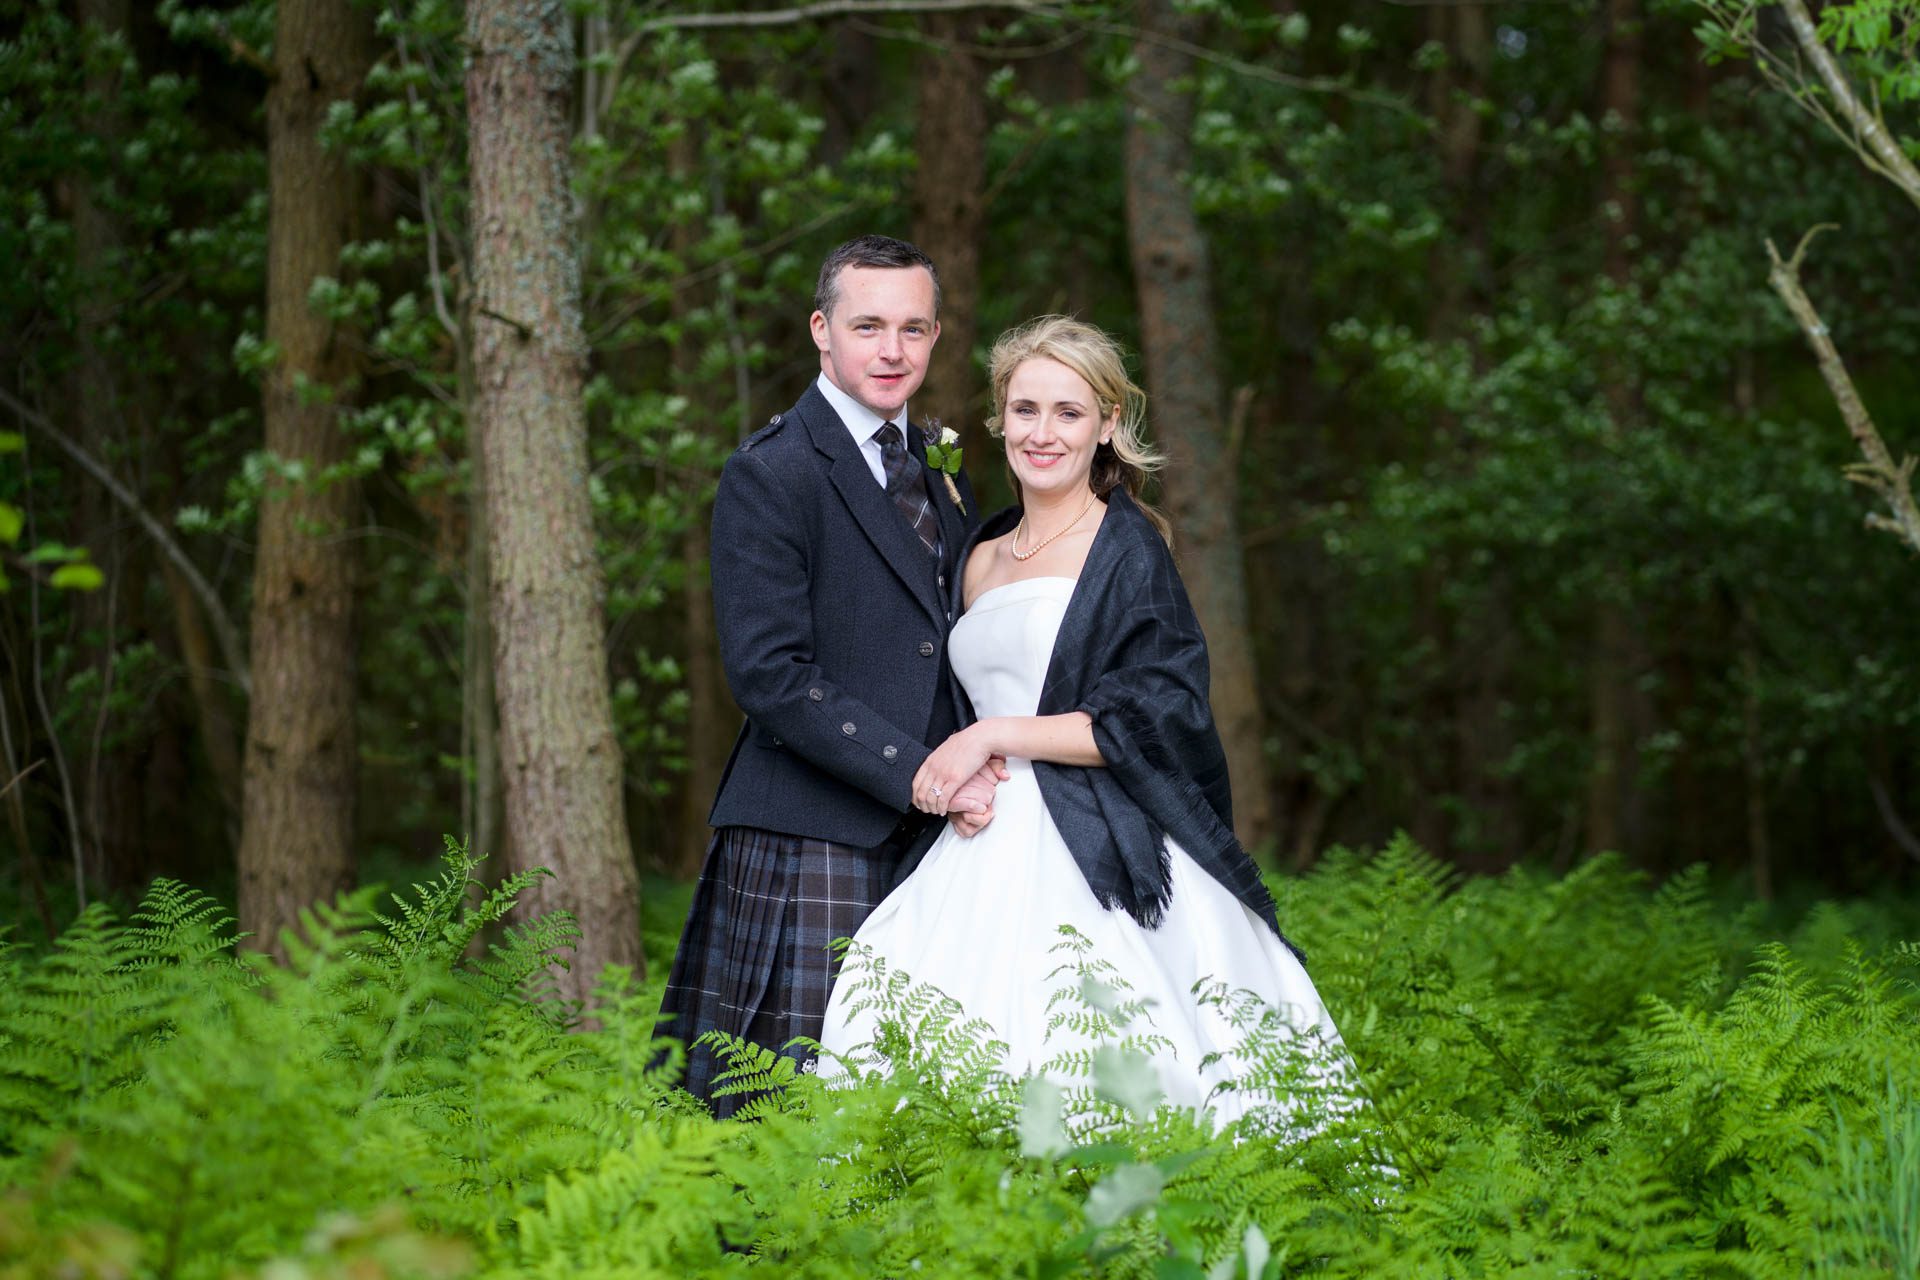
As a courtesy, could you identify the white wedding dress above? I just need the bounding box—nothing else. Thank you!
[820,576,1345,1125]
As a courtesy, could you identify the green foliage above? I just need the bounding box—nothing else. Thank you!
[1,841,1914,1276]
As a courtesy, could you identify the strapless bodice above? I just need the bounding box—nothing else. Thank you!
[947,576,1074,721]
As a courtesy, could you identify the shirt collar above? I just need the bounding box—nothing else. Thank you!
[815,372,909,446]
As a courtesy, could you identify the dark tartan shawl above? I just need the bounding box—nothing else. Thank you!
[959,489,1299,959]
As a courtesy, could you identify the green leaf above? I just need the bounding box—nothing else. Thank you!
[0,501,22,545]
[0,431,23,454]
[1018,1077,1069,1159]
[50,563,106,591]
[1093,1044,1164,1120]
[1085,1162,1165,1229]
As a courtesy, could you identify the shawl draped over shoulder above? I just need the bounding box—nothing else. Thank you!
[958,489,1300,959]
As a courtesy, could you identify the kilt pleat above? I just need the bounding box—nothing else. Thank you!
[660,824,906,1117]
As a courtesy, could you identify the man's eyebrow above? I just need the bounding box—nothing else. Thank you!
[843,313,934,327]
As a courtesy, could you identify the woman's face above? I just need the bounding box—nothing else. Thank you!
[1002,357,1115,501]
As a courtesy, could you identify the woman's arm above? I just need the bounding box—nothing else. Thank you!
[911,714,1103,814]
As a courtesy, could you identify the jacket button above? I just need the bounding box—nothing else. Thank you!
[841,722,857,736]
[882,744,898,761]
[938,573,948,589]
[808,688,823,702]
[918,641,935,657]
[772,737,783,748]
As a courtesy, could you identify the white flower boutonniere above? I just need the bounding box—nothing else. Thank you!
[922,421,966,515]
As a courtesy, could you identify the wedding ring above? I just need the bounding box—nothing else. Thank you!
[930,784,942,798]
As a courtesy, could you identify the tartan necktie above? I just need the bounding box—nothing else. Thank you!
[875,422,941,559]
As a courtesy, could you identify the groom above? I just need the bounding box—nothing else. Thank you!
[660,235,994,1115]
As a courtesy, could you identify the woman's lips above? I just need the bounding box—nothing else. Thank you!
[1023,450,1064,468]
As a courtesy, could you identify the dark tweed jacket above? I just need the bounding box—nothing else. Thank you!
[957,489,1295,953]
[707,380,978,848]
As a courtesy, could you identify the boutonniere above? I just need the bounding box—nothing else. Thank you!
[922,421,967,514]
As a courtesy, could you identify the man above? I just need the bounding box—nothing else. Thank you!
[660,235,998,1115]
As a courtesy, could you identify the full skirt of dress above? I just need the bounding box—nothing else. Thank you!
[819,757,1345,1125]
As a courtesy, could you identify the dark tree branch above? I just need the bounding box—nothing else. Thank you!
[0,386,253,694]
[1765,229,1920,555]
[1869,775,1920,864]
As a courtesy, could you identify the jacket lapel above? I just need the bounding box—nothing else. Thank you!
[801,386,944,623]
[911,418,969,573]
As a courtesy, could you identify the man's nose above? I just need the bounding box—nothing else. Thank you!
[877,328,904,361]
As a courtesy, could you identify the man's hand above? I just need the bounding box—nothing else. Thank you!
[945,755,1010,837]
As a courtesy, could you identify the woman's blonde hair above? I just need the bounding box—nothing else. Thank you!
[984,315,1172,544]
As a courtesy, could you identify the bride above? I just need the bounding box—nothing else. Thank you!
[819,316,1344,1124]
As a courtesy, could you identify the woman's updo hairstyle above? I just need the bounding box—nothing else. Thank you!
[984,315,1172,545]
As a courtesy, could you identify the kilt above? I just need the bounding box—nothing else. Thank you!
[659,823,918,1117]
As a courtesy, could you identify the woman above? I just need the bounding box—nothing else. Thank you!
[819,316,1344,1124]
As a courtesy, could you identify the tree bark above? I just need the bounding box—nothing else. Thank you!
[1582,0,1642,857]
[671,132,732,881]
[237,0,373,952]
[1122,0,1274,853]
[72,0,151,897]
[467,0,642,995]
[911,11,989,465]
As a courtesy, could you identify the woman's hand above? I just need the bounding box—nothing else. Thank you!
[912,722,998,815]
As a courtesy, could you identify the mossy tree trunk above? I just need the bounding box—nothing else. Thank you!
[238,0,373,953]
[1123,0,1274,854]
[466,0,642,994]
[1582,0,1644,858]
[911,12,989,467]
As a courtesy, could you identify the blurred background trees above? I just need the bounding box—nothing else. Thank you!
[3,0,1917,962]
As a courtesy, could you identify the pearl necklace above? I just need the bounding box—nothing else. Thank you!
[1011,490,1097,562]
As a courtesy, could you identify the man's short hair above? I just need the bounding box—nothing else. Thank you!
[813,235,941,320]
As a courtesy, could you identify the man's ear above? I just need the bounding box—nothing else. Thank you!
[809,309,830,353]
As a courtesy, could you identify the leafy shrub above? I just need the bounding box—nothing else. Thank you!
[0,835,1914,1277]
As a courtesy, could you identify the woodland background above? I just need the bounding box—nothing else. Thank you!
[3,0,1919,996]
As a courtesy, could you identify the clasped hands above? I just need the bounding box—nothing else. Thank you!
[913,722,1008,838]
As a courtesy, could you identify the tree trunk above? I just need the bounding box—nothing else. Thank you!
[1122,0,1274,853]
[72,0,151,898]
[1583,0,1642,857]
[467,0,642,996]
[671,132,732,882]
[911,12,989,465]
[237,0,373,952]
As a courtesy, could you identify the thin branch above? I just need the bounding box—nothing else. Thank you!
[1776,0,1920,213]
[393,24,464,348]
[1105,17,1419,117]
[475,306,533,339]
[1869,775,1920,864]
[0,385,253,695]
[845,12,1087,58]
[632,0,1049,36]
[616,0,1416,118]
[1764,229,1920,554]
[590,200,863,346]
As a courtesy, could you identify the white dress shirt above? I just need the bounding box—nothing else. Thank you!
[815,373,908,489]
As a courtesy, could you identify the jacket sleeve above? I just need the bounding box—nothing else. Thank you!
[709,446,930,813]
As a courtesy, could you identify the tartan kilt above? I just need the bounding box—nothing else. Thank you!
[659,824,913,1117]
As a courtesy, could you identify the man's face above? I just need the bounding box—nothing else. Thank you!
[810,265,940,420]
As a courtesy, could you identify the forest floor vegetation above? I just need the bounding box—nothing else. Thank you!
[1,838,1916,1278]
